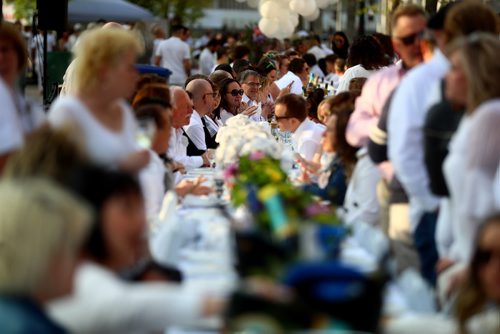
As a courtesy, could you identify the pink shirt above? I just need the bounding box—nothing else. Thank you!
[346,63,406,148]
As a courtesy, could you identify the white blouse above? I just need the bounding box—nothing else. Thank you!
[48,95,138,168]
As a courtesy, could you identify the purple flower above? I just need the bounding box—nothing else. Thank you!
[305,203,330,217]
[224,163,238,179]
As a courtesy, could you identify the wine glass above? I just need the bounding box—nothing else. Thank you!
[135,118,156,149]
[206,149,216,169]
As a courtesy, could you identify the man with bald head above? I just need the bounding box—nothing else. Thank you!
[168,87,209,168]
[183,78,218,155]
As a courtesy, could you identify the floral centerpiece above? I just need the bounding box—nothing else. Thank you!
[215,115,293,171]
[215,115,341,243]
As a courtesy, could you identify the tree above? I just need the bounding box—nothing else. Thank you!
[128,0,212,26]
[5,0,36,20]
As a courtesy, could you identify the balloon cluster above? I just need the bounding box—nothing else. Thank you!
[236,0,334,39]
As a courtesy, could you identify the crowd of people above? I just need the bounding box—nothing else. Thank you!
[0,0,499,333]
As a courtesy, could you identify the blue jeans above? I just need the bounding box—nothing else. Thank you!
[413,212,439,286]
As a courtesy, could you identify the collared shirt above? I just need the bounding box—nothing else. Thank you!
[388,50,449,230]
[182,110,206,151]
[168,128,203,169]
[346,62,405,148]
[336,64,379,93]
[275,71,304,95]
[291,118,324,161]
[203,115,219,137]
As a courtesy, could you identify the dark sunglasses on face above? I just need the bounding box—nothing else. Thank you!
[397,30,425,46]
[227,89,244,97]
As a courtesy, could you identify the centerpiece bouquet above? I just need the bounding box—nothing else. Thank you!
[216,115,344,262]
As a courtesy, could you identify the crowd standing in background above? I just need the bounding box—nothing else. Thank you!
[0,0,499,332]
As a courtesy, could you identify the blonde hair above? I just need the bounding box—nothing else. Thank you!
[3,125,88,183]
[72,27,144,93]
[446,33,500,112]
[0,179,92,294]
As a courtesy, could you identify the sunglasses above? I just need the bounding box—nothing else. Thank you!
[396,30,425,46]
[476,248,500,265]
[227,89,244,97]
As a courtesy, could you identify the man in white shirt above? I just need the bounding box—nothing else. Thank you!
[183,79,218,155]
[387,3,456,286]
[275,58,308,96]
[274,93,324,161]
[168,87,209,169]
[155,25,191,86]
[239,69,271,122]
[199,38,218,76]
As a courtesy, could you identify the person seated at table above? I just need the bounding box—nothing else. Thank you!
[275,93,325,162]
[169,86,212,169]
[0,179,92,333]
[183,78,219,154]
[133,85,212,215]
[300,96,357,205]
[275,57,309,96]
[47,167,226,333]
[238,69,273,122]
[213,78,258,125]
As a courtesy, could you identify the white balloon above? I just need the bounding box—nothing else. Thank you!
[300,0,317,17]
[258,17,279,37]
[315,0,330,9]
[260,1,286,19]
[304,7,320,21]
[289,13,299,27]
[289,0,305,15]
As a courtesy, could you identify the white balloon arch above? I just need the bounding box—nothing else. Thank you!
[238,0,334,39]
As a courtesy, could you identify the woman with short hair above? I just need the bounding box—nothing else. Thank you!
[0,179,91,333]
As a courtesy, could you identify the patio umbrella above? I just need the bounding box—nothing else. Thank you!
[68,0,154,23]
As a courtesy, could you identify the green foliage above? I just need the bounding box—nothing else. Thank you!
[128,0,212,26]
[227,154,339,237]
[6,0,36,20]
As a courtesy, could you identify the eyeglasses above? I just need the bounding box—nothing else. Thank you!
[243,82,261,88]
[476,248,500,266]
[203,92,219,98]
[227,89,244,96]
[396,30,425,46]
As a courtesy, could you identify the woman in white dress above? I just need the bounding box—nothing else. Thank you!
[48,27,149,172]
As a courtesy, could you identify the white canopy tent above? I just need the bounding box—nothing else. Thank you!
[68,0,154,23]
